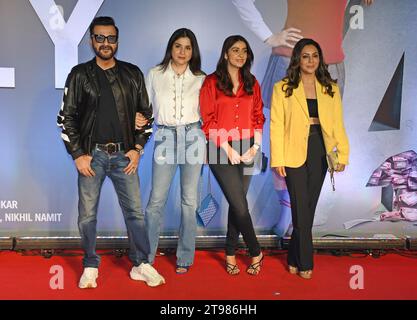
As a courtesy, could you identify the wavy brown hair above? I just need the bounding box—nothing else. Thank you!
[282,38,336,98]
[215,35,255,96]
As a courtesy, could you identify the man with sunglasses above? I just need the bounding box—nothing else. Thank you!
[57,16,165,289]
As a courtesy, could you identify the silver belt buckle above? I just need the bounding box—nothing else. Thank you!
[105,142,117,155]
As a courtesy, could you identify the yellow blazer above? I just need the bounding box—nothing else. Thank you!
[270,79,349,168]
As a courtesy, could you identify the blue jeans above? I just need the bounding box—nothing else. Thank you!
[78,148,150,268]
[145,122,205,267]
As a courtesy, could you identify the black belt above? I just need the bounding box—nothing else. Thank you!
[95,142,124,155]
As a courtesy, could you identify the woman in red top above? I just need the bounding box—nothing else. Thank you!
[200,35,265,276]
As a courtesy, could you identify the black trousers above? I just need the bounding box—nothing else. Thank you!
[207,139,261,257]
[285,126,328,271]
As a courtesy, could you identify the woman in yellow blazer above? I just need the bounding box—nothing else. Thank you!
[270,38,349,279]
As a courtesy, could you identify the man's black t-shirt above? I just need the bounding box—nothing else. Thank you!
[92,63,124,144]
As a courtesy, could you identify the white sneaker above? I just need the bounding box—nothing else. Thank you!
[78,267,98,289]
[130,263,166,287]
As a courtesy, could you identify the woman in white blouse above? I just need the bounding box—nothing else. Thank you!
[136,28,206,274]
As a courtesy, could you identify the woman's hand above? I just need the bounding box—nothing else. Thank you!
[225,146,241,165]
[275,166,287,177]
[335,164,346,172]
[135,112,148,129]
[240,146,257,164]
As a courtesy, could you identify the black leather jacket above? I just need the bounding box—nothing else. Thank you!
[57,58,153,160]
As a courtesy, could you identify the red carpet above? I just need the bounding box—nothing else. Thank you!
[0,249,416,300]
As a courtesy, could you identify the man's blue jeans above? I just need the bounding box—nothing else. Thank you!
[145,123,205,267]
[78,148,150,268]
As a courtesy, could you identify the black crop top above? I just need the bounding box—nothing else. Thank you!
[307,99,318,118]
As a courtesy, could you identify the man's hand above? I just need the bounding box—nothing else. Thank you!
[266,27,303,48]
[124,150,140,175]
[75,155,95,177]
[135,112,148,129]
[363,0,374,5]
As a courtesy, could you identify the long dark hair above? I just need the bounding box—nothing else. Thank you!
[215,35,255,96]
[282,38,336,98]
[158,28,204,76]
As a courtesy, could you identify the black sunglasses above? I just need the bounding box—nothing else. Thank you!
[92,34,118,44]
